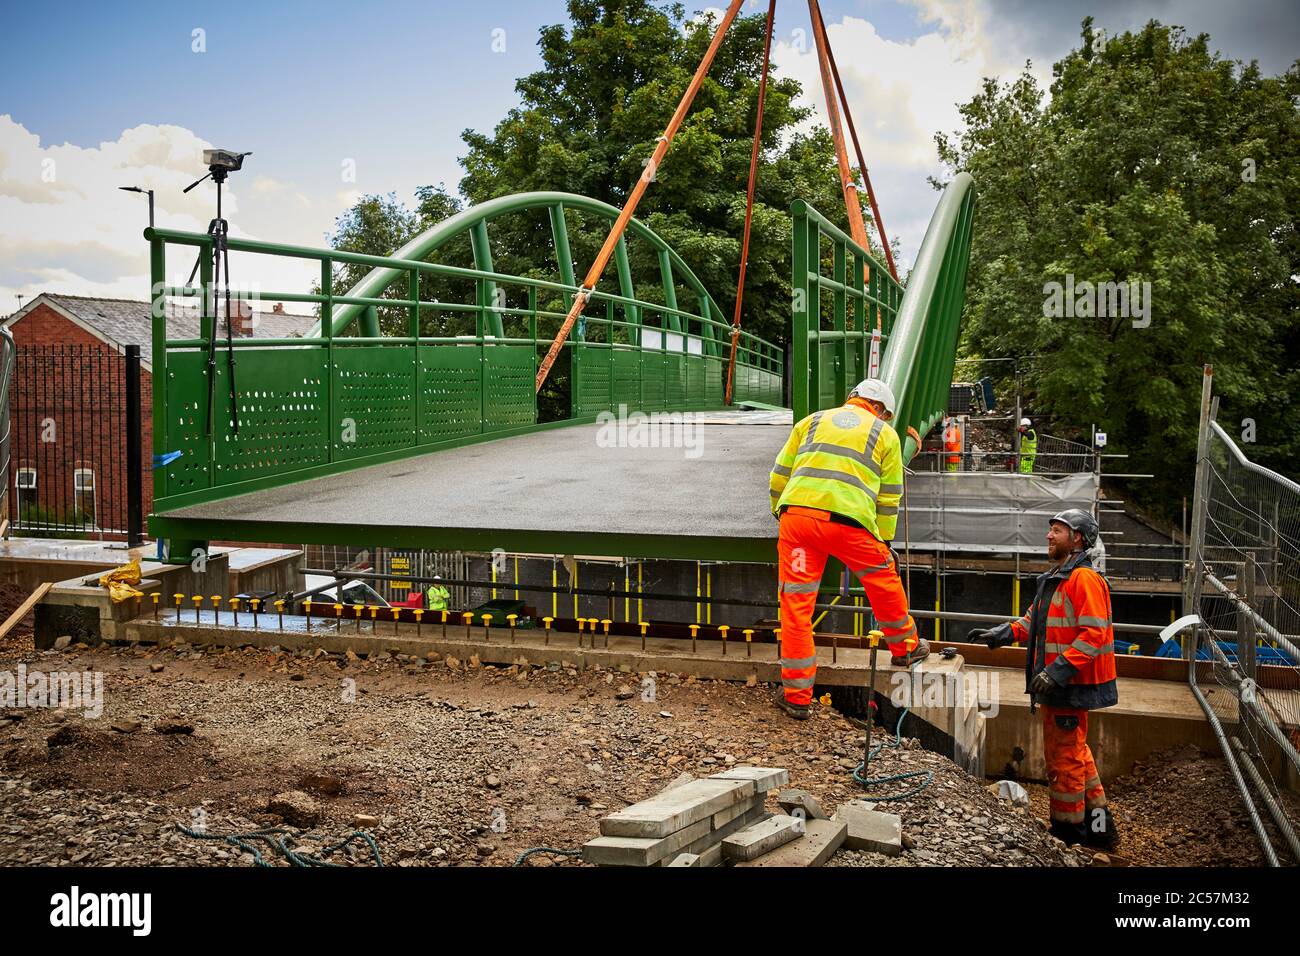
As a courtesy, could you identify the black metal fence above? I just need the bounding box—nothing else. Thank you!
[0,327,13,530]
[8,343,143,542]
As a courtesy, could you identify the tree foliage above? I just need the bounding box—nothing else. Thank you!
[936,19,1300,511]
[322,0,873,357]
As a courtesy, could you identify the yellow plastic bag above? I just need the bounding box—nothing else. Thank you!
[99,558,144,603]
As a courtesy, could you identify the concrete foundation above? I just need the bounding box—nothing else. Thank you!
[7,541,303,648]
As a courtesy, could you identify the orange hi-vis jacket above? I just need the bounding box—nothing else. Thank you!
[1011,550,1118,710]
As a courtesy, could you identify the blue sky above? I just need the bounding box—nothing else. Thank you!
[1,0,1295,306]
[0,0,934,228]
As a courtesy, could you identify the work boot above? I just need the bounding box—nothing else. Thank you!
[1084,807,1119,850]
[891,638,931,667]
[1049,819,1088,846]
[772,686,810,721]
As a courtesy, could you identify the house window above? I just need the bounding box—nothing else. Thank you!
[16,467,36,514]
[73,467,96,526]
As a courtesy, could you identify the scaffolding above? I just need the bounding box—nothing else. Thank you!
[1185,366,1300,865]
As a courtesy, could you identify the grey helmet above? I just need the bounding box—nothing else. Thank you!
[1050,509,1099,549]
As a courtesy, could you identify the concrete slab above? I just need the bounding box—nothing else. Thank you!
[711,794,763,829]
[600,778,755,839]
[658,772,696,795]
[970,664,1228,782]
[677,805,769,859]
[697,843,723,868]
[776,788,828,820]
[709,766,788,793]
[722,814,803,861]
[582,815,713,866]
[736,817,847,868]
[833,803,902,856]
[667,853,701,867]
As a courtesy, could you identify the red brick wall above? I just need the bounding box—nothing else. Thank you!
[8,304,153,536]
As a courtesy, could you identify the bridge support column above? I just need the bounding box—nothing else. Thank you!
[161,536,210,567]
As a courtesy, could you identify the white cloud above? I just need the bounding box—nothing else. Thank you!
[771,2,1053,270]
[0,1,1067,317]
[0,116,327,313]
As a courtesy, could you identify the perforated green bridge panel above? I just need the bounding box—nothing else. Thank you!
[570,346,771,414]
[162,350,214,495]
[148,190,786,520]
[217,348,330,484]
[333,346,418,460]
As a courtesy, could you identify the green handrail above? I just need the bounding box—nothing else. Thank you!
[144,191,785,517]
[791,173,975,459]
[790,199,904,422]
[308,190,774,361]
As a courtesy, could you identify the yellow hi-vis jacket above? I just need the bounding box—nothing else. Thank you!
[769,398,904,541]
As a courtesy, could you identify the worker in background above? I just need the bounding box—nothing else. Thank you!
[966,509,1118,849]
[942,416,962,472]
[768,379,929,721]
[1017,417,1038,474]
[425,574,450,613]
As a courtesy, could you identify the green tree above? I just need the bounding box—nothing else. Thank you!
[321,2,881,352]
[316,184,466,333]
[459,0,860,354]
[936,18,1300,512]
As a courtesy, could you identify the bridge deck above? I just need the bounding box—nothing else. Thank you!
[152,409,792,561]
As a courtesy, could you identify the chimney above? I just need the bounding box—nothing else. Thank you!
[231,299,255,337]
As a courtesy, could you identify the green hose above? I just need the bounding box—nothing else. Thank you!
[849,659,934,801]
[178,825,383,867]
[513,847,583,867]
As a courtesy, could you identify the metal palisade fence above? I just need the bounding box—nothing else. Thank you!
[0,326,13,528]
[1186,368,1300,866]
[8,343,145,540]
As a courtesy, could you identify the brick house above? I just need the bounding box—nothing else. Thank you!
[3,293,315,536]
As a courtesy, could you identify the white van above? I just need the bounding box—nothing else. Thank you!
[302,574,390,608]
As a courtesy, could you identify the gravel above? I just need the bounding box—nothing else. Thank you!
[0,639,1217,868]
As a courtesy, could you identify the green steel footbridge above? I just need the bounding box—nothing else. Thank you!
[146,174,973,563]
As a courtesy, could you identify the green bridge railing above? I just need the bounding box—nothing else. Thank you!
[146,172,970,540]
[147,192,782,516]
[792,173,975,459]
[790,199,904,420]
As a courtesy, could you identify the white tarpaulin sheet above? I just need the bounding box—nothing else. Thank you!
[901,471,1098,554]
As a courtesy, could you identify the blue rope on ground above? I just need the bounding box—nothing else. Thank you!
[178,825,383,867]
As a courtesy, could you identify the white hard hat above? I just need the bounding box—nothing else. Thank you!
[1019,417,1031,428]
[849,378,896,419]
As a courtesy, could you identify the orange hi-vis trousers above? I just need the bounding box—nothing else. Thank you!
[777,507,919,705]
[1042,705,1107,825]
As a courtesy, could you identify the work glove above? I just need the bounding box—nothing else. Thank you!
[1030,669,1059,696]
[966,622,1014,648]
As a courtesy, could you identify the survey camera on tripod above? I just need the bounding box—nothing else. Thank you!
[184,148,252,193]
[183,147,252,437]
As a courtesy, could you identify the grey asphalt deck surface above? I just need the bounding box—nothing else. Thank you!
[159,409,792,549]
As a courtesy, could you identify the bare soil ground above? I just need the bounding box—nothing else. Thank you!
[0,582,1288,868]
[0,637,1081,867]
[0,582,37,659]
